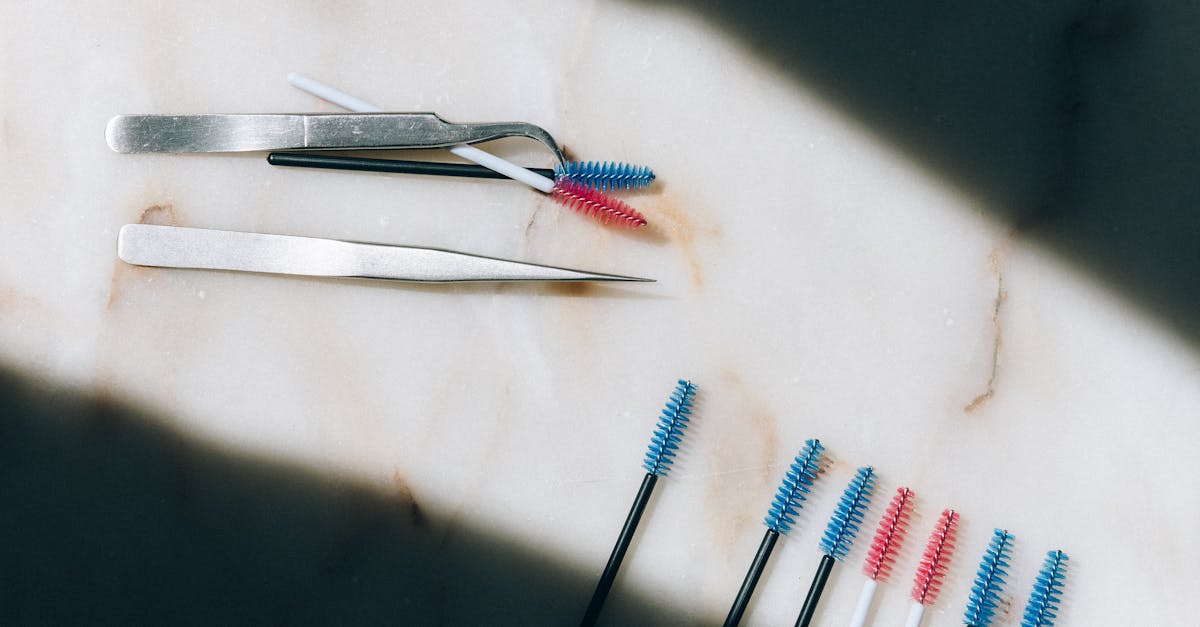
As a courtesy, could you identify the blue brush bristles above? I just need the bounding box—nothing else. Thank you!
[1021,550,1069,627]
[642,380,697,477]
[555,161,656,192]
[819,466,876,560]
[763,439,825,535]
[964,529,1015,627]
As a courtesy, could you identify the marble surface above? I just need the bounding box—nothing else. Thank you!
[2,1,1197,625]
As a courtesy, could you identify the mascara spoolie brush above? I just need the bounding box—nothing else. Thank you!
[1021,550,1069,627]
[723,439,826,627]
[847,486,914,627]
[794,466,876,627]
[579,379,697,627]
[963,528,1014,627]
[906,509,961,627]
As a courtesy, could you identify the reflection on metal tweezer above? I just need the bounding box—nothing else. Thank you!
[117,225,652,284]
[105,113,567,166]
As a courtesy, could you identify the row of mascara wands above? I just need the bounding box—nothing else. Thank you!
[581,380,1070,627]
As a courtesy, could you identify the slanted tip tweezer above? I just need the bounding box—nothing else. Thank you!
[105,112,567,167]
[117,224,652,284]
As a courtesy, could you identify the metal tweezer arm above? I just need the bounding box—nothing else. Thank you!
[117,225,651,283]
[105,113,566,165]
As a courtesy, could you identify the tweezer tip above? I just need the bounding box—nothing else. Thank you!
[594,274,654,283]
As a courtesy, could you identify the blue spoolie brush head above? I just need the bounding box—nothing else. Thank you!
[1021,550,1069,627]
[555,161,656,192]
[819,466,876,560]
[642,380,697,477]
[964,529,1015,627]
[763,439,825,535]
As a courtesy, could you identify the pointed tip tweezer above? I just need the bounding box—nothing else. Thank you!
[117,224,653,284]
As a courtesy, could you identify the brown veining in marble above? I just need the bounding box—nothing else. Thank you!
[137,203,180,226]
[106,203,181,308]
[965,242,1011,413]
[731,373,781,483]
[815,450,840,478]
[0,286,47,318]
[105,260,137,310]
[639,191,721,289]
[705,370,781,560]
[391,469,427,527]
[547,281,599,297]
[522,203,544,239]
[996,594,1017,624]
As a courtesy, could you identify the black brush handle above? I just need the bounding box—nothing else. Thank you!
[267,152,557,180]
[723,529,780,627]
[580,473,659,627]
[795,554,836,627]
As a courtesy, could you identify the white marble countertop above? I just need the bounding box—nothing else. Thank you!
[2,2,1196,625]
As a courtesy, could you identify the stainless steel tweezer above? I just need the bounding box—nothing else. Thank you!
[105,113,566,165]
[117,225,650,283]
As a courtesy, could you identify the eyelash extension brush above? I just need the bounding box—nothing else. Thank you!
[962,529,1014,627]
[723,439,826,627]
[847,487,914,627]
[555,161,655,191]
[794,467,877,627]
[1020,550,1068,627]
[267,154,656,192]
[286,73,648,228]
[906,509,961,627]
[579,380,697,627]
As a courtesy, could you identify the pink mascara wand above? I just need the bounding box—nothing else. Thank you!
[906,509,960,627]
[847,487,915,627]
[549,177,647,228]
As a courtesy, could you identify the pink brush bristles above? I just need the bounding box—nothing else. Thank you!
[911,508,959,606]
[863,487,914,582]
[550,177,648,228]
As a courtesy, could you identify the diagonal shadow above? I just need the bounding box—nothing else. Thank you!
[635,0,1200,344]
[0,367,687,626]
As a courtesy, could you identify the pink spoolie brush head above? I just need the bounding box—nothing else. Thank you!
[550,177,648,228]
[911,508,960,606]
[863,487,914,582]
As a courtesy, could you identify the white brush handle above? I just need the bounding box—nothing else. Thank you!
[449,144,555,193]
[286,73,557,193]
[286,72,381,113]
[848,578,877,627]
[904,602,925,627]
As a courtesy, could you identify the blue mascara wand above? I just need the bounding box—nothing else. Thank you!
[555,161,656,192]
[580,379,697,627]
[1021,550,1069,627]
[963,529,1015,627]
[723,439,826,627]
[795,466,877,627]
